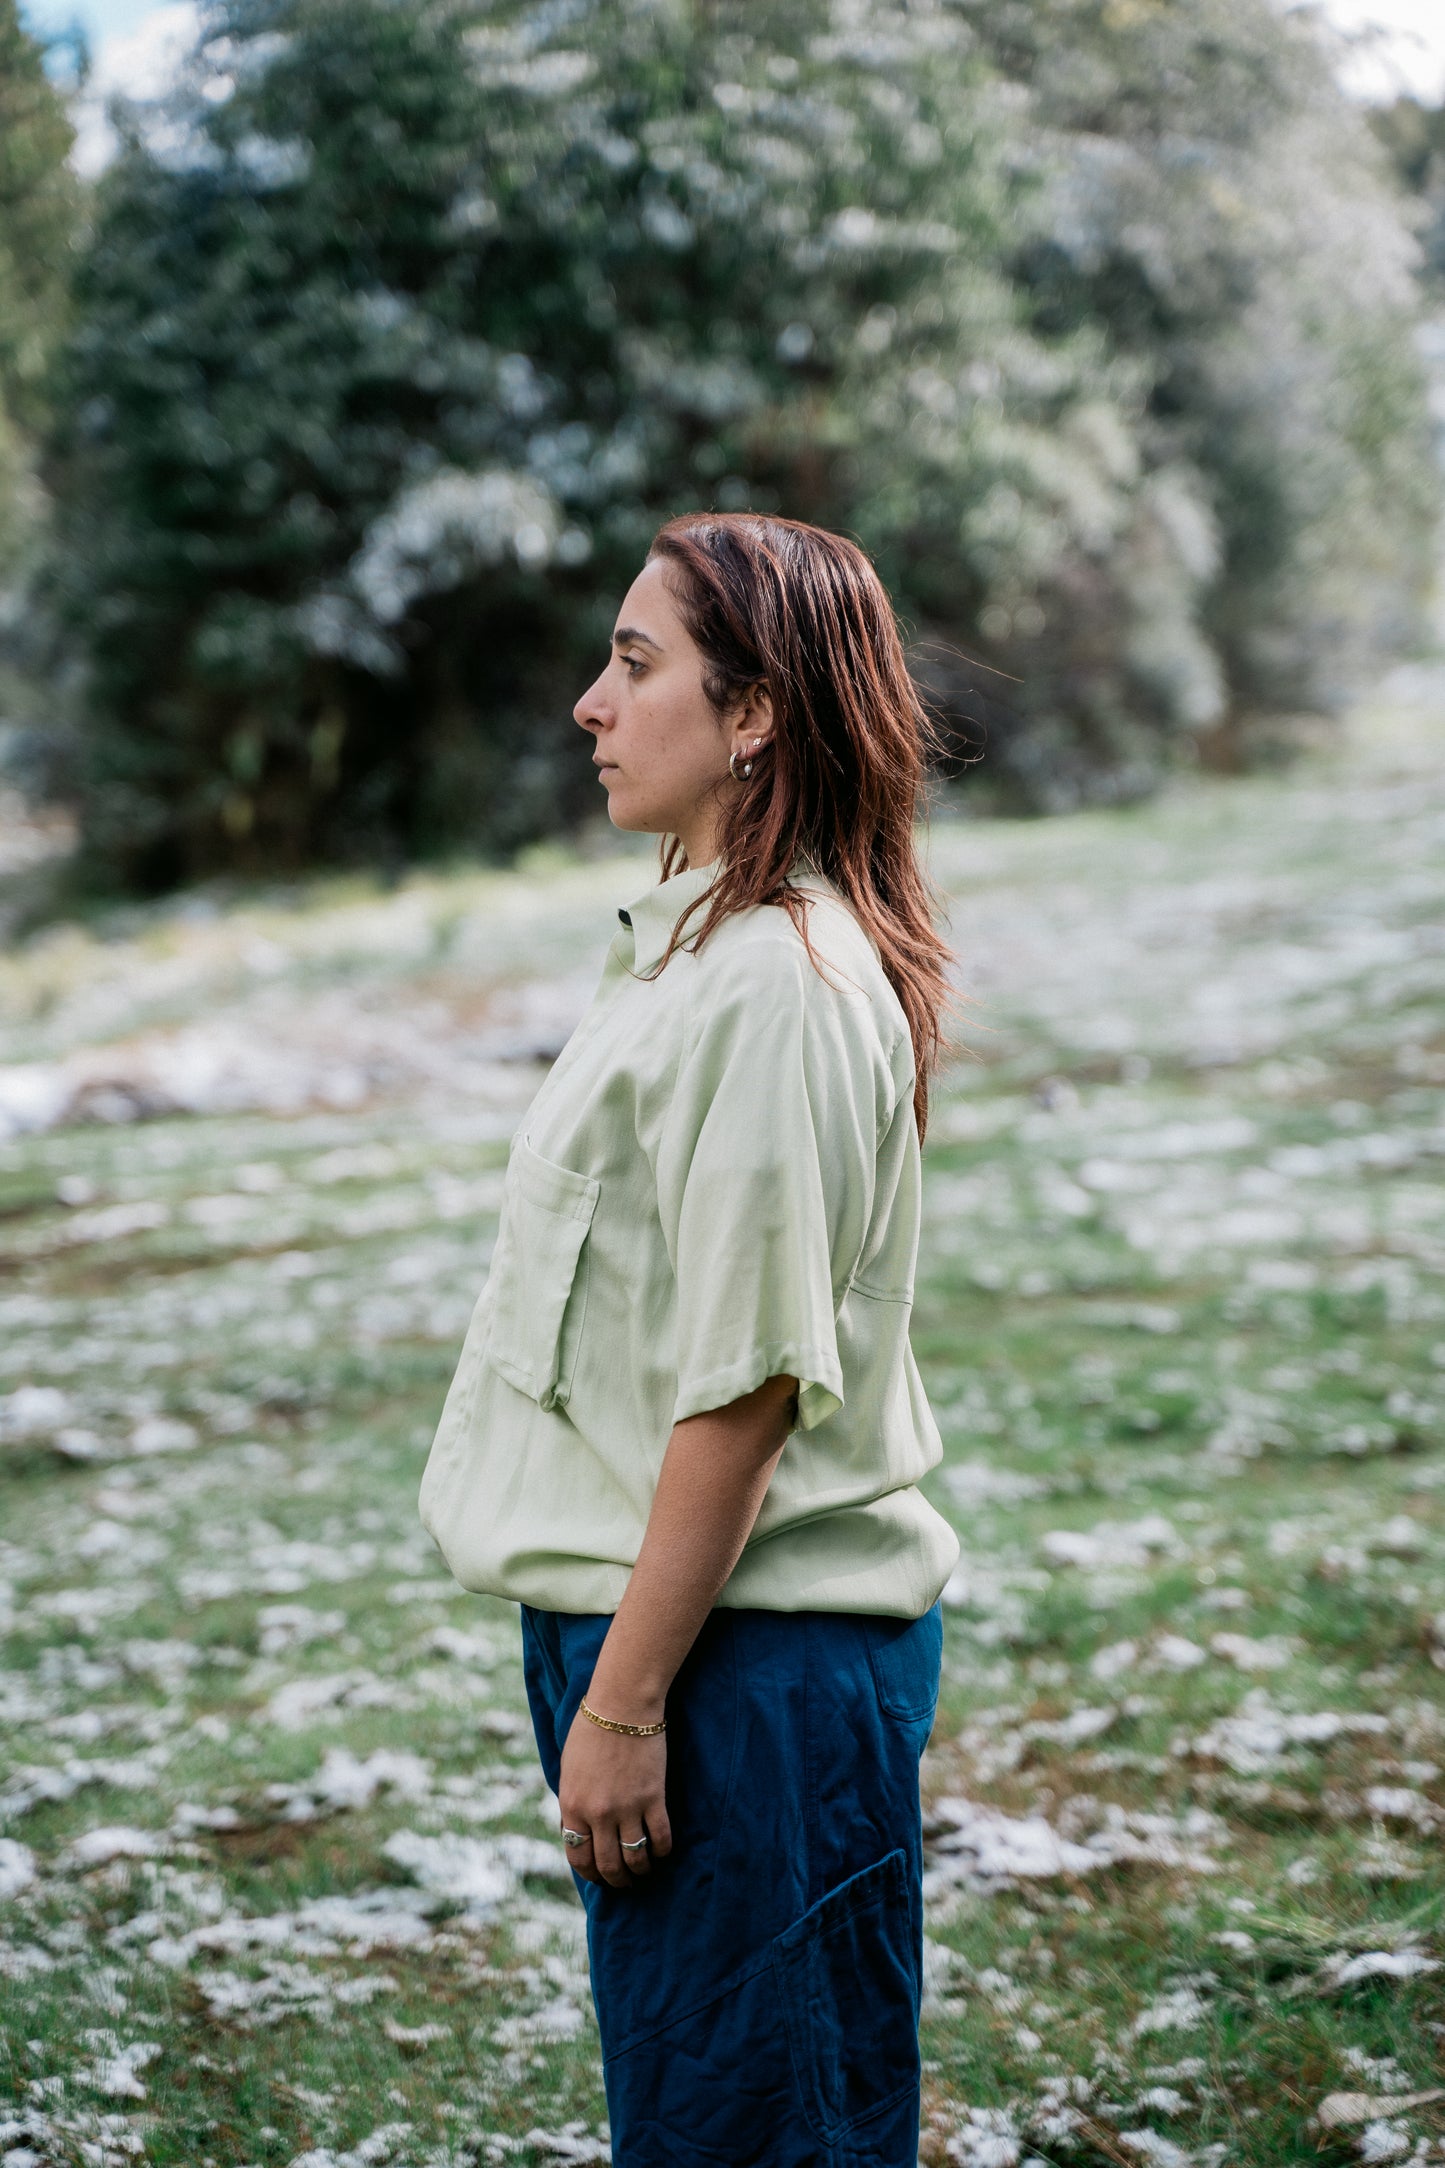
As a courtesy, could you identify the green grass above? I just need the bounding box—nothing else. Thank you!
[2,692,1443,2166]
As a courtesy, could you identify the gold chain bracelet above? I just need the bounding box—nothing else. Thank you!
[579,1695,666,1738]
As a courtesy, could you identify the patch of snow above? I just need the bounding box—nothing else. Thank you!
[63,1827,169,1868]
[0,1838,37,1898]
[1208,1632,1295,1671]
[943,1461,1049,1507]
[926,1797,1221,1893]
[129,1416,200,1456]
[148,1887,437,1970]
[0,1385,76,1436]
[1041,1516,1182,1570]
[1320,1950,1441,1989]
[1090,1639,1139,1680]
[494,1995,588,2046]
[1190,1695,1390,1774]
[1130,1987,1208,2036]
[76,2034,161,2100]
[1356,2121,1412,2163]
[1117,2132,1192,2167]
[946,2104,1023,2167]
[380,1828,569,1922]
[521,2131,613,2164]
[1152,1635,1209,1671]
[264,1670,411,1729]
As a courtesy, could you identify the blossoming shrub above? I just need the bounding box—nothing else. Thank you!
[43,0,1437,884]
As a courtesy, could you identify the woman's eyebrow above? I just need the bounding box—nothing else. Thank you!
[612,625,663,652]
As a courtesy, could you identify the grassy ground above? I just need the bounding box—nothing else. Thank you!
[1,683,1442,2168]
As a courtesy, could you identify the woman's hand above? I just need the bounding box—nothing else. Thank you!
[558,1711,672,1889]
[555,1373,796,1888]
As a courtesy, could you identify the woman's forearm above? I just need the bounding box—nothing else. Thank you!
[584,1372,798,1723]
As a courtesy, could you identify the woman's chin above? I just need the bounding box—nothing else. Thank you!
[605,792,665,836]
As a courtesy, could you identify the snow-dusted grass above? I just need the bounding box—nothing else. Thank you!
[1,684,1443,2166]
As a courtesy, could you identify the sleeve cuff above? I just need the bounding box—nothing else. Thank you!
[672,1344,844,1432]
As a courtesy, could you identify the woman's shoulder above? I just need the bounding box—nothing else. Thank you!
[694,875,910,1060]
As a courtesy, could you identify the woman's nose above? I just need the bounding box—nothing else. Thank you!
[574,678,610,731]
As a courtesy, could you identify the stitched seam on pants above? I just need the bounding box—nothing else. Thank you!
[803,1612,821,1909]
[771,1985,915,2153]
[772,1858,916,2146]
[543,1614,569,1722]
[600,1943,775,2064]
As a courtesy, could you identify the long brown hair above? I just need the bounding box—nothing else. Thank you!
[646,511,953,1141]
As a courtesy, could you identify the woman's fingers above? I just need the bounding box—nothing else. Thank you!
[566,1816,669,1886]
[560,1823,600,1885]
[645,1799,673,1860]
[590,1824,632,1889]
[618,1794,672,1877]
[558,1717,669,1891]
[564,1813,665,1886]
[618,1825,651,1877]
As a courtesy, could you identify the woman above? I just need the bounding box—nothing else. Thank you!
[419,511,960,2166]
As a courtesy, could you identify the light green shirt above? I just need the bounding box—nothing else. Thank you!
[418,856,960,1617]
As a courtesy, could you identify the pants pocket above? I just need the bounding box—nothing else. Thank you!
[864,1603,943,1727]
[771,1849,920,2147]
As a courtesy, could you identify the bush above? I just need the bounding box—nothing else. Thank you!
[44,0,1439,885]
[953,0,1440,781]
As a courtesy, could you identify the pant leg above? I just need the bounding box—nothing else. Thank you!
[520,1601,600,1802]
[518,1602,942,2168]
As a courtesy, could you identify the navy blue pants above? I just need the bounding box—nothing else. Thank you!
[520,1602,943,2168]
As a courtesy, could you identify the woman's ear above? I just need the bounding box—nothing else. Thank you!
[730,679,774,759]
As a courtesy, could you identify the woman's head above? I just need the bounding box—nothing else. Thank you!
[573,511,952,1135]
[571,551,774,858]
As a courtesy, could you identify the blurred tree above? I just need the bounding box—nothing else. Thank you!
[955,0,1438,786]
[43,0,1016,875]
[0,1,79,813]
[0,0,77,571]
[1371,94,1445,291]
[44,0,1439,884]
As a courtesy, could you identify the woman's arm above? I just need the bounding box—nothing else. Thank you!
[558,1371,798,1889]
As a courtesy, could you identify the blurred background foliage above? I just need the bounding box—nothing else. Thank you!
[1372,87,1445,291]
[0,1,75,544]
[0,0,77,748]
[0,0,1440,888]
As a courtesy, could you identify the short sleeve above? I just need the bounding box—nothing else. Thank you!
[654,933,886,1432]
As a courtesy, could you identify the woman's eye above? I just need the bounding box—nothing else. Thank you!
[622,656,645,678]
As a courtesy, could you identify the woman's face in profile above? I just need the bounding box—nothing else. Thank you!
[573,557,744,847]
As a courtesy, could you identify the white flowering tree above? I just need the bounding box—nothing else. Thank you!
[43,0,1437,883]
[961,0,1440,790]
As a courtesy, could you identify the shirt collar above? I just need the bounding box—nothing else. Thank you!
[616,859,721,974]
[615,853,842,975]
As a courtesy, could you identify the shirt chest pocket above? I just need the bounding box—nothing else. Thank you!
[484,1136,600,1412]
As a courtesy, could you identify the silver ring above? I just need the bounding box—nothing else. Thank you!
[619,1836,648,1852]
[562,1828,589,1848]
